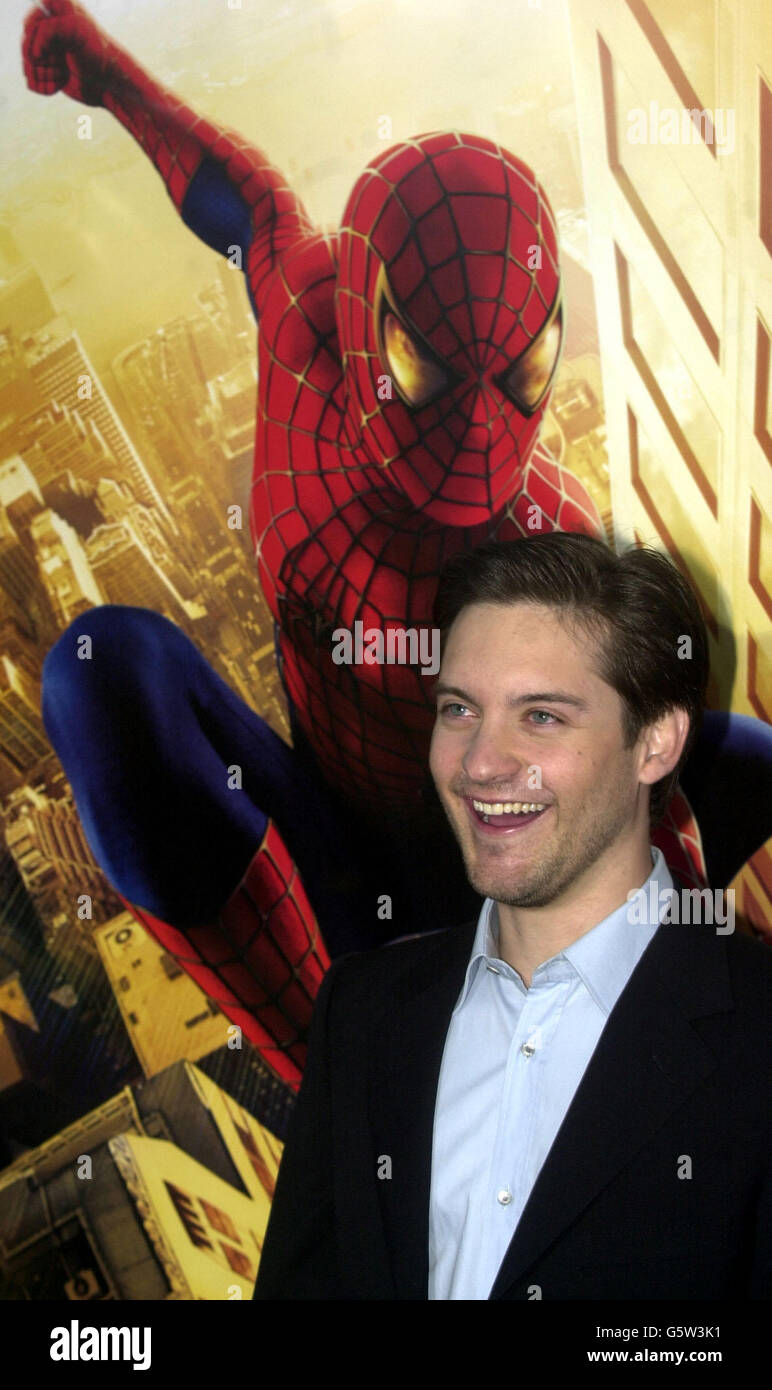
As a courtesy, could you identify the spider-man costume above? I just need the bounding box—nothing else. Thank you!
[24,1,772,1089]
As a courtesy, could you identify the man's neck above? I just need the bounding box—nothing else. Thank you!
[495,839,655,988]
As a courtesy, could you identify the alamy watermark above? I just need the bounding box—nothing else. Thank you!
[50,1320,151,1370]
[627,882,735,933]
[331,622,439,676]
[626,101,735,156]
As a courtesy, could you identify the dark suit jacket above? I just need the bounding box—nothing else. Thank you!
[254,907,772,1300]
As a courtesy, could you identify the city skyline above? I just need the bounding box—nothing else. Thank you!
[0,230,293,1223]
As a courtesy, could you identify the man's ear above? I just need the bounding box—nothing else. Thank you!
[637,708,690,788]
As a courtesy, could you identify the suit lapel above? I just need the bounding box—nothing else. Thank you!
[366,921,477,1299]
[488,917,733,1299]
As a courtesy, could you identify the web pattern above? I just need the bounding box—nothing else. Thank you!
[252,133,606,820]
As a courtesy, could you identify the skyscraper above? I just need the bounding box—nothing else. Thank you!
[23,316,166,513]
[0,454,44,544]
[15,400,117,493]
[86,519,191,620]
[209,360,256,462]
[3,780,120,927]
[0,656,49,776]
[30,508,104,628]
[0,495,55,645]
[0,1060,283,1300]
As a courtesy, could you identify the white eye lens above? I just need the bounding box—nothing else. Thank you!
[382,312,449,407]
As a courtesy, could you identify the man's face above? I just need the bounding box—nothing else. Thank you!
[429,601,650,909]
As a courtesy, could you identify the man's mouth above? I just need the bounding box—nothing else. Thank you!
[466,798,549,831]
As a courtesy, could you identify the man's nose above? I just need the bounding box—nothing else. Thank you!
[462,717,526,785]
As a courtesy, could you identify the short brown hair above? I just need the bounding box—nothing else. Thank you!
[432,532,709,822]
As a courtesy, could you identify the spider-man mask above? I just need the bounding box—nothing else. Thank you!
[335,132,563,526]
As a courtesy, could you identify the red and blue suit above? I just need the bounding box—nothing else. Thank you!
[24,1,772,1088]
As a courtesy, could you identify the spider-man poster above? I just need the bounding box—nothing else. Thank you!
[0,0,770,1309]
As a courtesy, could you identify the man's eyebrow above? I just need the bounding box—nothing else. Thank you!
[510,690,589,710]
[434,683,475,702]
[434,683,589,710]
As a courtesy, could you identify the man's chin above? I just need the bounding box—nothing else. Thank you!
[466,866,548,908]
[463,839,570,908]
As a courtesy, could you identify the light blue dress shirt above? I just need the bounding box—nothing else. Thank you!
[428,847,674,1301]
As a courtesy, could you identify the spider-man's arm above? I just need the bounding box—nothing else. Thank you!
[22,0,313,302]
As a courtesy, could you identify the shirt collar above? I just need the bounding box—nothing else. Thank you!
[456,846,673,1015]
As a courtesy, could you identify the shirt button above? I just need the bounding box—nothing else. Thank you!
[497,1188,513,1206]
[521,1040,536,1058]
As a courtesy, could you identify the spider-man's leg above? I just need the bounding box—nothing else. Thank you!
[120,822,326,1088]
[680,711,772,890]
[41,606,375,1084]
[42,605,371,939]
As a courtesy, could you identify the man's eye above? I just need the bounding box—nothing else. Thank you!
[383,312,449,407]
[528,709,560,725]
[439,702,470,717]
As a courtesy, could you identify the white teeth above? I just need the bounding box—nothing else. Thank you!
[472,800,547,816]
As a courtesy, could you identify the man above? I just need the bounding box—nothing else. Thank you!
[254,531,772,1300]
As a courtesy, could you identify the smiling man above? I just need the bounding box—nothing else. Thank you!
[255,533,772,1301]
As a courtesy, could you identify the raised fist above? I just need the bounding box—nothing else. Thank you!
[22,0,116,107]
